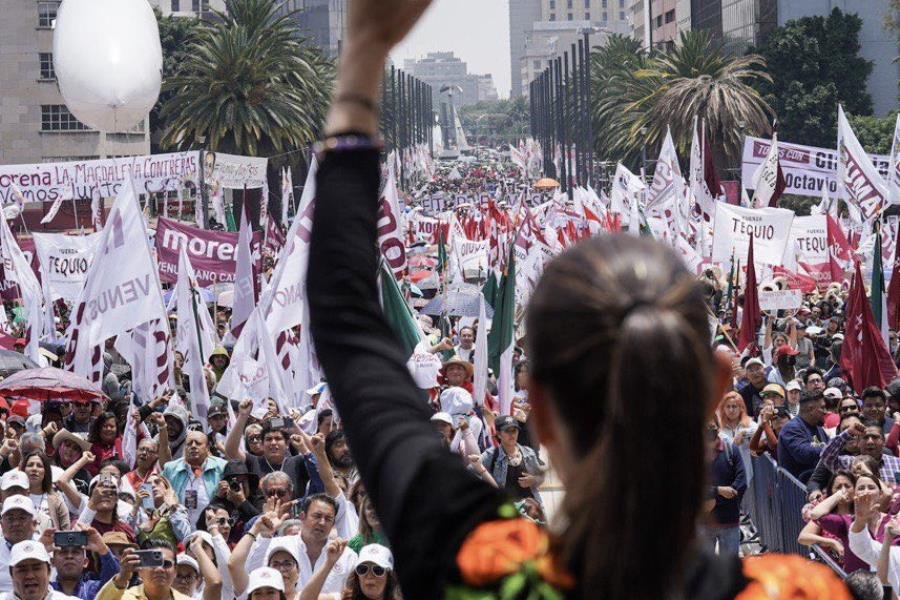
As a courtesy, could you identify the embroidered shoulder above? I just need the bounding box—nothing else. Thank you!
[446,503,573,600]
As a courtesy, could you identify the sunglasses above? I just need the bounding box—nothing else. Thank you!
[213,517,233,526]
[265,489,288,498]
[355,564,386,577]
[247,435,262,443]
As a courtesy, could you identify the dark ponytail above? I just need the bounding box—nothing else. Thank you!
[527,235,715,599]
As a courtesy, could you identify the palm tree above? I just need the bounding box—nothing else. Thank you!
[159,0,334,156]
[641,31,772,167]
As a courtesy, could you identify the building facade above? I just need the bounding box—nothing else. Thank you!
[509,0,544,97]
[477,75,500,102]
[777,0,899,117]
[0,1,153,166]
[277,0,347,57]
[403,52,482,107]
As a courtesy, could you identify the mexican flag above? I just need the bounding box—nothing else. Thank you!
[872,229,889,346]
[488,245,516,415]
[378,260,423,358]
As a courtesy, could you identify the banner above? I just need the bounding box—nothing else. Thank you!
[0,152,200,204]
[712,203,795,266]
[741,136,890,199]
[33,232,101,301]
[759,289,803,312]
[202,151,267,190]
[783,215,830,284]
[837,105,889,221]
[154,217,259,288]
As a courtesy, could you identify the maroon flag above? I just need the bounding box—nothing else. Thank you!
[826,214,852,282]
[888,231,900,331]
[842,261,898,393]
[738,236,760,351]
[702,125,723,199]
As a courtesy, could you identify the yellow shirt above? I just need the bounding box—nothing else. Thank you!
[95,580,193,600]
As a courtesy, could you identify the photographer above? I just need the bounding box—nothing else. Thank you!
[50,526,120,600]
[96,540,190,600]
[209,461,261,531]
[135,474,192,546]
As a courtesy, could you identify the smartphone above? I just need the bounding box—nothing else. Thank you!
[269,417,285,430]
[283,417,296,430]
[133,550,164,568]
[54,531,88,548]
[140,483,154,510]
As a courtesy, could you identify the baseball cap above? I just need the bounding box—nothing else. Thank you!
[176,554,200,574]
[824,387,843,401]
[775,345,800,358]
[207,403,227,418]
[833,333,845,342]
[246,567,285,595]
[0,470,29,491]
[264,537,300,566]
[430,412,453,426]
[761,384,785,398]
[305,382,327,397]
[355,544,393,571]
[440,387,474,417]
[1,495,36,517]
[9,541,50,567]
[744,357,765,369]
[786,380,802,392]
[495,415,521,432]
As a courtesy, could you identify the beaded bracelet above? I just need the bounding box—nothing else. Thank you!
[314,134,385,162]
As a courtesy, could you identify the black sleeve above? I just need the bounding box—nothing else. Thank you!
[805,461,829,494]
[308,148,506,600]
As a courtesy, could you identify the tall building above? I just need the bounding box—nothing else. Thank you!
[777,0,899,117]
[403,52,482,107]
[154,0,225,17]
[644,0,679,48]
[278,0,347,57]
[477,75,500,102]
[673,0,776,53]
[509,0,544,98]
[0,1,152,166]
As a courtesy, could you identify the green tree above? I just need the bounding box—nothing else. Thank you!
[158,0,334,155]
[848,111,899,154]
[459,98,529,146]
[590,31,771,171]
[752,8,873,148]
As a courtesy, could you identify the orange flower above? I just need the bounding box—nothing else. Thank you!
[456,518,549,586]
[737,555,851,600]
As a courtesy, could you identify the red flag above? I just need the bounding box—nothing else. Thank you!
[738,236,761,351]
[826,214,852,282]
[887,231,900,331]
[842,261,898,393]
[772,265,818,294]
[702,125,722,199]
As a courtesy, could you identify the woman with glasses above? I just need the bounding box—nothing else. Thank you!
[301,543,401,600]
[86,412,124,477]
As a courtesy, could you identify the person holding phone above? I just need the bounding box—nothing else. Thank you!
[50,526,120,600]
[135,475,192,546]
[96,540,190,600]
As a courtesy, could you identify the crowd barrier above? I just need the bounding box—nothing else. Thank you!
[743,453,847,578]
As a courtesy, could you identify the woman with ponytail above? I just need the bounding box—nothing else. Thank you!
[305,1,851,597]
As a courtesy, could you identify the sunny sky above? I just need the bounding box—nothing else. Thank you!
[390,0,512,99]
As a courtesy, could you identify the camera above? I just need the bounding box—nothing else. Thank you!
[134,550,164,568]
[229,479,242,492]
[54,531,88,548]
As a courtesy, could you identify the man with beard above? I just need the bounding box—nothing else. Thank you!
[325,431,357,486]
[50,527,120,600]
[777,390,828,483]
[161,432,227,526]
[96,540,191,600]
[2,541,79,600]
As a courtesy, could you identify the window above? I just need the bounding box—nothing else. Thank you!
[566,0,573,8]
[618,0,624,7]
[533,60,542,69]
[584,0,590,6]
[602,0,607,7]
[665,9,675,23]
[37,2,58,27]
[585,11,590,19]
[602,10,607,20]
[549,0,555,8]
[549,13,556,20]
[38,53,55,80]
[171,0,179,10]
[567,12,573,19]
[41,105,90,131]
[656,14,663,27]
[191,0,209,11]
[619,10,625,19]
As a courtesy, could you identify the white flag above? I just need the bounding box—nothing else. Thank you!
[176,246,217,423]
[33,232,101,302]
[231,208,256,335]
[472,294,488,408]
[377,164,407,276]
[280,166,294,225]
[0,211,44,364]
[751,129,784,208]
[888,113,900,208]
[115,319,172,404]
[689,117,717,222]
[837,105,888,222]
[647,126,684,210]
[65,181,167,382]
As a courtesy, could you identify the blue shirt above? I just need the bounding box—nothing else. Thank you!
[777,416,828,483]
[51,550,119,600]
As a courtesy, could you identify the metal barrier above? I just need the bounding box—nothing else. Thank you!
[777,468,810,556]
[747,454,782,553]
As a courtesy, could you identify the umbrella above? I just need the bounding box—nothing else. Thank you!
[0,367,106,402]
[534,178,560,190]
[0,350,39,379]
[421,288,494,318]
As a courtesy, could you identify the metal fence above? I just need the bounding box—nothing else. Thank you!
[743,453,847,578]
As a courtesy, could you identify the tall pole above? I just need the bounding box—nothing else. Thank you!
[563,50,572,199]
[584,30,593,187]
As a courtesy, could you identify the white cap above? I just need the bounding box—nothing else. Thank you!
[0,470,29,491]
[833,333,845,342]
[786,380,802,392]
[176,555,199,574]
[246,567,285,595]
[264,536,299,565]
[430,412,453,426]
[744,357,765,369]
[9,540,50,566]
[407,353,442,390]
[188,531,214,549]
[305,382,327,396]
[355,544,393,571]
[824,387,843,400]
[440,386,474,417]
[88,474,120,493]
[1,495,36,517]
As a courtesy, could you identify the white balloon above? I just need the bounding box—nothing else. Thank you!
[53,0,162,132]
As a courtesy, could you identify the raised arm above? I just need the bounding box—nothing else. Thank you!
[225,400,253,461]
[189,534,223,600]
[298,539,346,600]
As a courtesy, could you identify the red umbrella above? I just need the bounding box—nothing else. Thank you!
[0,367,107,402]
